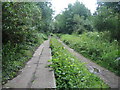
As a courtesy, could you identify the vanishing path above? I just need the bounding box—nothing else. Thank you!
[58,39,120,88]
[3,39,56,88]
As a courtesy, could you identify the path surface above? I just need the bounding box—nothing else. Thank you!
[58,39,120,88]
[3,39,56,88]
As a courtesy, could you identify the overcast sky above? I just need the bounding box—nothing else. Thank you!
[51,0,98,17]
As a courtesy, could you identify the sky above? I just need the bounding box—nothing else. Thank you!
[51,0,98,17]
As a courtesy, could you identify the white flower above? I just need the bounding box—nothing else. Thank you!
[97,35,100,37]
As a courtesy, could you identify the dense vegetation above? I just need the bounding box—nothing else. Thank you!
[2,2,53,84]
[2,0,119,88]
[61,33,120,76]
[52,1,92,34]
[93,2,120,41]
[50,37,108,88]
[52,1,120,77]
[53,1,120,42]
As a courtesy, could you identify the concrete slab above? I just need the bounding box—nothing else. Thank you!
[3,39,56,88]
[31,40,56,88]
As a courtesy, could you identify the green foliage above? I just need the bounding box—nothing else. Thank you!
[50,37,109,88]
[2,33,47,84]
[93,2,120,41]
[53,2,120,42]
[53,1,92,34]
[61,32,120,76]
[73,15,93,34]
[97,2,120,13]
[2,2,52,84]
[37,2,53,33]
[2,2,42,44]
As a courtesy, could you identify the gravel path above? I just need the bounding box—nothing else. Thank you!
[3,39,56,88]
[58,39,120,88]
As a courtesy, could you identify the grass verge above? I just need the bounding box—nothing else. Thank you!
[61,32,120,76]
[49,37,109,88]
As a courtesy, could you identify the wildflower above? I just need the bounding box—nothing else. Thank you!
[97,35,100,37]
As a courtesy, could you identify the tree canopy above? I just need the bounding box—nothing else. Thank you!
[2,2,53,44]
[52,1,91,34]
[53,1,120,41]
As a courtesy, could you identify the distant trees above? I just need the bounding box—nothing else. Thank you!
[3,1,119,41]
[53,1,120,41]
[37,2,53,33]
[93,2,120,41]
[53,1,92,34]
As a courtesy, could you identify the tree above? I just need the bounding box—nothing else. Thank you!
[93,2,120,41]
[53,1,91,34]
[2,2,42,44]
[37,2,53,33]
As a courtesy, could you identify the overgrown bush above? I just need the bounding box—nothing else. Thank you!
[49,37,108,88]
[2,2,42,44]
[2,33,47,84]
[2,2,50,84]
[61,32,120,76]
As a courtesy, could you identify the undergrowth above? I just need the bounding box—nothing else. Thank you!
[2,33,47,84]
[61,32,120,76]
[49,37,109,88]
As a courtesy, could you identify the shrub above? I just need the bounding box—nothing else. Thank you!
[2,33,47,84]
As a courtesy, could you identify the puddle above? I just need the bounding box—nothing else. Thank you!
[88,66,100,74]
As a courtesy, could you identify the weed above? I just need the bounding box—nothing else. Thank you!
[61,32,120,76]
[50,37,109,88]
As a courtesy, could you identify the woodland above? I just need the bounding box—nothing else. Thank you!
[2,1,120,88]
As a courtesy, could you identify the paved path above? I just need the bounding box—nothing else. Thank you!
[58,39,120,88]
[3,39,56,88]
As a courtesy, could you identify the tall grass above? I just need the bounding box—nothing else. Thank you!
[61,32,120,76]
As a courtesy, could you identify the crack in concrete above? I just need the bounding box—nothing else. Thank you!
[27,46,44,88]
